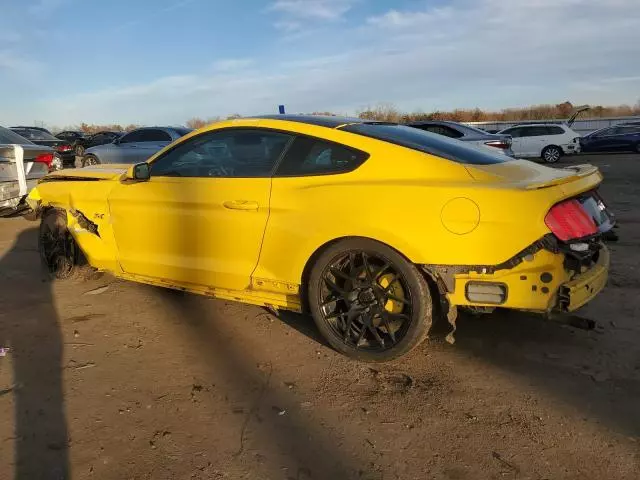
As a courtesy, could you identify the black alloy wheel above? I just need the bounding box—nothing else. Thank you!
[308,238,432,362]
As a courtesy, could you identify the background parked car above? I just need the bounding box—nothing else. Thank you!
[407,120,514,156]
[57,130,125,156]
[497,123,580,163]
[10,125,53,136]
[1,126,54,215]
[580,124,640,153]
[10,127,75,168]
[56,130,88,154]
[81,127,192,166]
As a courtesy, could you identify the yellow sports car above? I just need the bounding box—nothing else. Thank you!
[26,115,613,362]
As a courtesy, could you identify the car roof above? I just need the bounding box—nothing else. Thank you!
[407,120,460,126]
[10,126,50,131]
[254,114,367,128]
[507,123,566,128]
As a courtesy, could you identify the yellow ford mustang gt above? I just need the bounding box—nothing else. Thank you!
[26,115,613,362]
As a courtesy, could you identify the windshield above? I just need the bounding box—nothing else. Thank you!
[0,126,34,145]
[340,123,509,165]
[12,128,57,141]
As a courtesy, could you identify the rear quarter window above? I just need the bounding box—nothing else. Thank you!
[340,123,508,165]
[275,135,368,176]
[546,126,565,135]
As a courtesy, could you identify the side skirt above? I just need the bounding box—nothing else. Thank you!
[114,271,303,312]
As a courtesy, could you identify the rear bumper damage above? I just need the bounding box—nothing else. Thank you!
[425,236,609,314]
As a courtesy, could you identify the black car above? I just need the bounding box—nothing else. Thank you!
[74,131,125,156]
[580,123,640,153]
[56,130,88,153]
[10,127,75,168]
[57,130,125,156]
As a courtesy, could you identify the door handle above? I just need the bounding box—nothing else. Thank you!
[223,200,259,211]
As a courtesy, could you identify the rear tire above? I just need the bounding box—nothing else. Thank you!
[82,155,99,167]
[307,238,433,362]
[542,145,562,163]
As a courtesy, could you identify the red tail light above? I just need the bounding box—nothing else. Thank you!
[34,153,54,167]
[56,144,72,152]
[485,140,510,149]
[545,199,597,241]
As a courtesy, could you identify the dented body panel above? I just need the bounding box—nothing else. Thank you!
[26,117,609,316]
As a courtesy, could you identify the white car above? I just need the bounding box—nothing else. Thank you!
[498,123,581,163]
[1,126,53,216]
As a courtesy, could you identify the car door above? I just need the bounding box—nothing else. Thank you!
[615,126,640,151]
[517,126,548,157]
[107,128,293,291]
[130,129,174,163]
[107,129,167,164]
[584,127,620,152]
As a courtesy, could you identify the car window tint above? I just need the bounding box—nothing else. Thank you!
[0,126,34,144]
[139,129,172,142]
[620,126,640,134]
[421,125,463,138]
[441,126,463,138]
[150,129,292,178]
[341,123,508,165]
[119,130,145,143]
[521,127,547,137]
[502,127,519,137]
[546,126,565,135]
[276,136,368,176]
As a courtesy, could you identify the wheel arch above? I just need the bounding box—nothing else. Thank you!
[299,235,441,312]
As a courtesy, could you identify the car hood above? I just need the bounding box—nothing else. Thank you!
[40,163,130,182]
[465,159,601,190]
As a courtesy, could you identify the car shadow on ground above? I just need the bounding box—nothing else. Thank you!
[151,289,365,479]
[0,226,70,479]
[439,309,640,438]
[273,303,640,441]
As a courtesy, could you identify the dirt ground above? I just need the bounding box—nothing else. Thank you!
[1,154,639,480]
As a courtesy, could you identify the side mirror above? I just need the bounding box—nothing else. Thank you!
[126,162,150,181]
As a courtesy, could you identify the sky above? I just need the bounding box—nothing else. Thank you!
[1,0,639,127]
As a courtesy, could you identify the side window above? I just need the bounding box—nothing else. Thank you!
[546,126,565,135]
[524,127,547,137]
[119,130,145,143]
[620,126,640,134]
[441,126,463,139]
[275,136,368,177]
[504,127,520,138]
[150,129,292,178]
[139,129,172,142]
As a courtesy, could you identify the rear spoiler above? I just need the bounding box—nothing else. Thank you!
[525,164,600,190]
